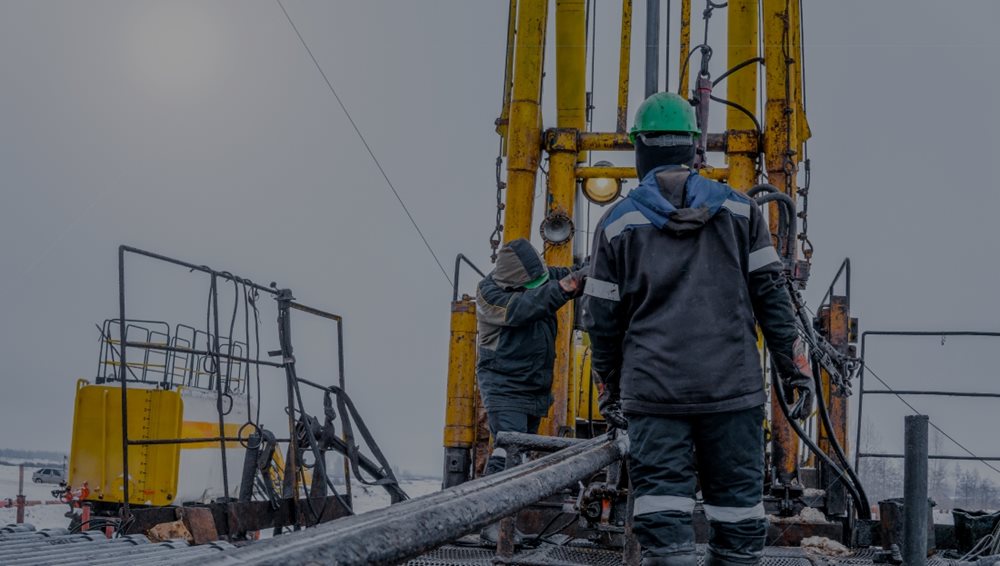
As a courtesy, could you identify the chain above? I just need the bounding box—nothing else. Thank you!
[796,0,814,262]
[798,157,813,260]
[490,152,506,263]
[780,0,796,189]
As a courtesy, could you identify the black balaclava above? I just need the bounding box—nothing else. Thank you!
[634,136,696,179]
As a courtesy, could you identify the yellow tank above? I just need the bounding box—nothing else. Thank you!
[68,380,249,506]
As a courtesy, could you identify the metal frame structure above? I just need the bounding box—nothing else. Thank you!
[854,330,1000,470]
[111,245,403,531]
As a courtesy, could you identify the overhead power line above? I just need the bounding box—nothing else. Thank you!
[276,0,453,287]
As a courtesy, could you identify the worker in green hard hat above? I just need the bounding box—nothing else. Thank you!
[582,92,814,566]
[630,91,702,179]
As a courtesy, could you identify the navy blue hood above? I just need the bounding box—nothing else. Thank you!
[629,165,732,235]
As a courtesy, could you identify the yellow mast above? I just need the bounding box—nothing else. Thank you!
[539,0,589,436]
[725,0,759,190]
[502,0,549,243]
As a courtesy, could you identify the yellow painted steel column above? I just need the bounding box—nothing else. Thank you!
[504,0,549,243]
[678,0,691,96]
[827,298,850,452]
[725,0,759,190]
[495,0,519,154]
[541,130,579,437]
[443,299,478,450]
[763,0,799,484]
[553,0,587,434]
[556,0,587,159]
[442,297,478,486]
[616,0,633,133]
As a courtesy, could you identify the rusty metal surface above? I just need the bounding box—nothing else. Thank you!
[193,435,627,566]
[124,495,352,538]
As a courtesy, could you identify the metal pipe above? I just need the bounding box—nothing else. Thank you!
[859,453,1000,462]
[496,0,518,150]
[205,436,600,552]
[616,0,633,132]
[664,0,670,90]
[578,131,727,151]
[862,390,1000,398]
[198,435,629,566]
[503,0,549,242]
[452,254,486,302]
[121,342,284,369]
[725,0,759,189]
[442,297,478,487]
[15,465,24,524]
[645,0,660,97]
[118,246,130,516]
[494,431,586,452]
[335,318,351,503]
[210,274,232,506]
[119,246,277,296]
[903,414,929,566]
[542,131,579,436]
[677,0,691,95]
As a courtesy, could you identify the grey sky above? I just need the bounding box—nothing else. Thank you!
[0,1,997,478]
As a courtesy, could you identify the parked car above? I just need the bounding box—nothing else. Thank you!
[32,467,65,484]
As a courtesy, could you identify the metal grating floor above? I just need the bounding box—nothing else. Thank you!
[408,544,979,565]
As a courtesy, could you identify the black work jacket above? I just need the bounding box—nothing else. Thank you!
[582,166,799,415]
[475,267,572,416]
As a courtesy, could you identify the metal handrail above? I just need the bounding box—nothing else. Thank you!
[855,330,1000,471]
[452,253,486,302]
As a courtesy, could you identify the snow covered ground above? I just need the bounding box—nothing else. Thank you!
[0,463,441,530]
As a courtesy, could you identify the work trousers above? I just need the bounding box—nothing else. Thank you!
[484,410,542,475]
[628,405,767,565]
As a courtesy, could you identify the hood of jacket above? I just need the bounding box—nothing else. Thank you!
[493,238,548,290]
[628,165,731,236]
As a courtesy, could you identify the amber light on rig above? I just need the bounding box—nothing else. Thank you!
[581,160,622,204]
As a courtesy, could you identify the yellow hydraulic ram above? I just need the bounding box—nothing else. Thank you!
[442,296,478,488]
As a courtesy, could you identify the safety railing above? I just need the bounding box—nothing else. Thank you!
[97,319,249,394]
[114,245,375,524]
[854,330,1000,471]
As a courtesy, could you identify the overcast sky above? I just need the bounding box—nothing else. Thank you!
[0,1,997,479]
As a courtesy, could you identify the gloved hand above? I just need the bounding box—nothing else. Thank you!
[771,338,815,421]
[594,369,628,430]
[559,268,588,298]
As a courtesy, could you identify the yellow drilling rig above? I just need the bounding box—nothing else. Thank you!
[46,3,997,565]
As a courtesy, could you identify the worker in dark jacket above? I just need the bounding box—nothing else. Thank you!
[581,92,814,566]
[476,238,585,475]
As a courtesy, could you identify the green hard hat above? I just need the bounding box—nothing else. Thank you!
[629,92,701,142]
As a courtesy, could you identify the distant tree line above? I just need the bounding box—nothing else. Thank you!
[857,425,1000,511]
[0,448,66,464]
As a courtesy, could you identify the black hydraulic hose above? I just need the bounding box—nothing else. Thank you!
[810,358,872,514]
[754,192,797,260]
[712,56,765,87]
[787,286,872,515]
[770,368,870,520]
[747,183,779,198]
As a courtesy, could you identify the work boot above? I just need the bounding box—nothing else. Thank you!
[640,553,698,566]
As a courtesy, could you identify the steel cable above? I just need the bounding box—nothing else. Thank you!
[276,0,452,287]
